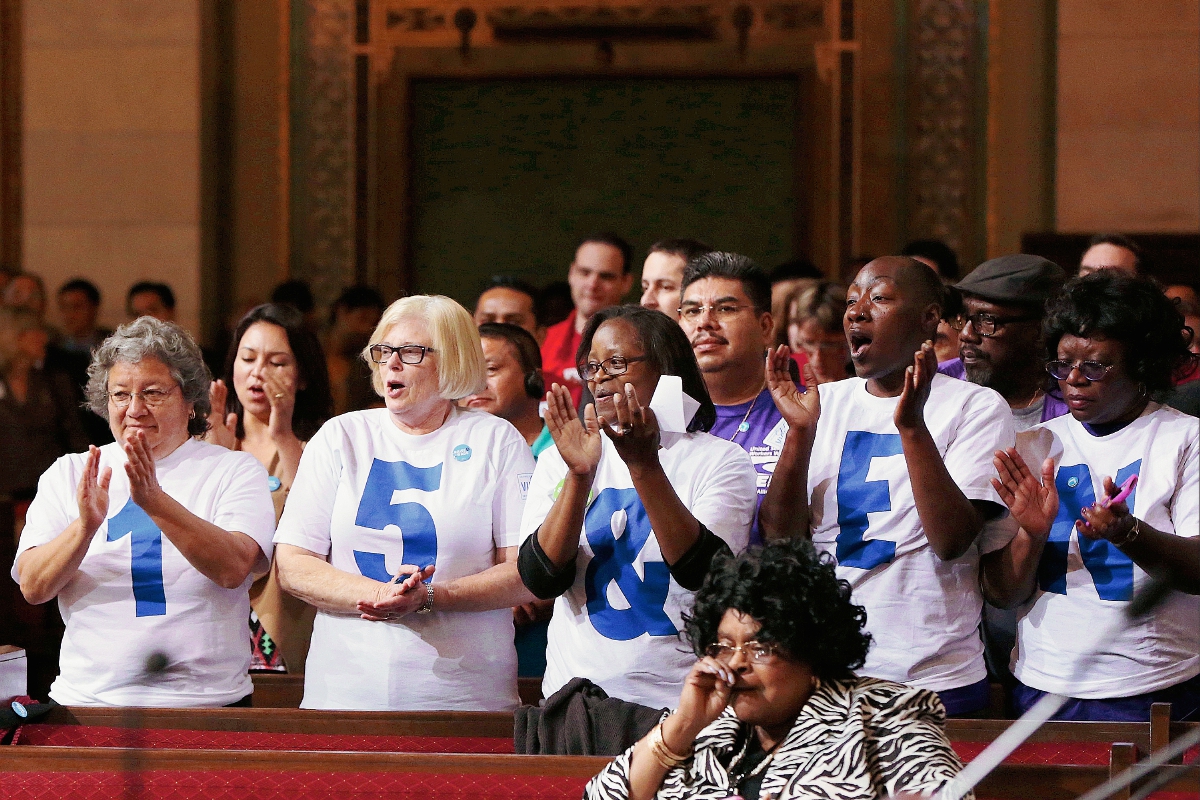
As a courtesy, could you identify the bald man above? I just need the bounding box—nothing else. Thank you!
[1079,234,1140,278]
[759,256,1015,717]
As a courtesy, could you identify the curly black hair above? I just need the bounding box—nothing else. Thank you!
[1044,272,1197,393]
[682,539,872,681]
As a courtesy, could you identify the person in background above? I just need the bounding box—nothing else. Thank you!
[126,282,176,323]
[473,276,544,341]
[767,258,821,348]
[639,239,713,321]
[585,539,967,800]
[3,273,50,323]
[541,233,634,406]
[519,305,756,708]
[13,317,276,706]
[985,272,1198,721]
[760,256,1015,717]
[781,281,851,384]
[679,254,786,545]
[270,279,319,333]
[274,296,537,710]
[206,303,332,673]
[902,239,962,364]
[0,304,91,516]
[1078,233,1140,278]
[48,279,114,446]
[464,321,552,677]
[325,285,386,416]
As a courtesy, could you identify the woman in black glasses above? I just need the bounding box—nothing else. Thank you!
[985,271,1200,721]
[516,305,756,708]
[273,295,537,710]
[585,539,966,800]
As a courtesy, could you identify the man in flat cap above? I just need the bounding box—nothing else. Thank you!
[940,254,1068,432]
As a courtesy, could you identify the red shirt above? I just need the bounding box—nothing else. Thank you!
[540,310,585,406]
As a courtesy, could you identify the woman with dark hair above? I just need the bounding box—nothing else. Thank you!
[986,272,1199,721]
[206,303,332,672]
[517,305,756,708]
[585,539,967,800]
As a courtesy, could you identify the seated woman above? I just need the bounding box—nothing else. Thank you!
[986,272,1200,721]
[519,305,756,709]
[273,295,537,710]
[586,539,967,800]
[206,303,332,673]
[12,317,276,706]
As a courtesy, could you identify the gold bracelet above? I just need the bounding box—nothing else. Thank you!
[647,721,693,769]
[1111,516,1141,547]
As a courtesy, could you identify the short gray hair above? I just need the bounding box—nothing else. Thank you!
[85,317,213,436]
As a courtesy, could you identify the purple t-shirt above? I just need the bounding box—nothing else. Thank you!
[710,388,789,545]
[938,358,1068,423]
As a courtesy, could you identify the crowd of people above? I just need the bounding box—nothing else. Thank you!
[2,231,1197,799]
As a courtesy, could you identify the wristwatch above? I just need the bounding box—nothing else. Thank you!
[416,582,435,614]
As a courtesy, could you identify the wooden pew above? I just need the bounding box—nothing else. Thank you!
[250,673,546,708]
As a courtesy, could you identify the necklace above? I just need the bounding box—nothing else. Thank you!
[726,391,761,441]
[727,729,785,788]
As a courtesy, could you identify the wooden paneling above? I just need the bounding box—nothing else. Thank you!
[0,0,21,273]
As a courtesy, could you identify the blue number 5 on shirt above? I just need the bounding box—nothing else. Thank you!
[352,459,441,582]
[583,488,676,641]
[835,431,903,570]
[1037,460,1139,601]
[108,499,166,617]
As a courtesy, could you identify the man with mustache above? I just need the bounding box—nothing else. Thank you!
[759,256,1015,717]
[678,253,785,545]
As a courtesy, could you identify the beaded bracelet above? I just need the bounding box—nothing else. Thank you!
[1110,516,1141,547]
[648,720,693,769]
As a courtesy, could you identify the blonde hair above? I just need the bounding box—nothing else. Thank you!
[363,295,486,400]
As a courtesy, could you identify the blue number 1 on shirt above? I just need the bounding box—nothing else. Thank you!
[835,431,903,570]
[352,459,441,581]
[107,499,166,617]
[1037,460,1139,601]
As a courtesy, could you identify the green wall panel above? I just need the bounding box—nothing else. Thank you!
[409,78,798,305]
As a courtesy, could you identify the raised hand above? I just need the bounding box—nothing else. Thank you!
[76,445,112,536]
[124,430,166,512]
[601,384,661,469]
[544,383,602,476]
[1077,475,1134,543]
[765,345,820,433]
[671,657,736,741]
[204,379,239,449]
[894,341,937,432]
[991,448,1058,539]
[356,564,436,621]
[261,368,298,442]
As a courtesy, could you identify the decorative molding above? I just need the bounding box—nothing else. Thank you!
[386,7,447,31]
[0,0,22,272]
[905,0,978,260]
[486,5,719,41]
[761,1,823,30]
[291,0,357,308]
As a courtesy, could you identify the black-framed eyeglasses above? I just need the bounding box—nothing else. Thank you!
[948,313,1038,337]
[704,641,781,664]
[579,355,648,381]
[107,386,179,408]
[368,343,436,365]
[1046,360,1114,382]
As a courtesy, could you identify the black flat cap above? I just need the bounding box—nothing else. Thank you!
[957,254,1066,306]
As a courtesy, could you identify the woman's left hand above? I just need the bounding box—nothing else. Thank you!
[602,384,661,468]
[124,430,167,512]
[355,565,437,621]
[262,369,298,442]
[894,341,937,433]
[1077,475,1135,543]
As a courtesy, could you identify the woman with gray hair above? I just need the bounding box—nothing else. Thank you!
[12,317,277,706]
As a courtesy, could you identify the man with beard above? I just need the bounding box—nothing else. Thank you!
[759,256,1015,717]
[940,254,1069,432]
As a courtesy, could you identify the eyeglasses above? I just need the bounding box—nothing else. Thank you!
[579,355,648,381]
[368,343,436,365]
[948,313,1038,337]
[678,303,752,323]
[1046,360,1114,382]
[704,640,781,664]
[107,386,178,408]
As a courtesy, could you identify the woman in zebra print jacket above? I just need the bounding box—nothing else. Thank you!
[584,540,969,800]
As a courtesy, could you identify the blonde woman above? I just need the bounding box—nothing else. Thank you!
[274,296,537,710]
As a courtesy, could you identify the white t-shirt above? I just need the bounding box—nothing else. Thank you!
[274,406,534,711]
[808,375,1016,691]
[521,432,756,709]
[1010,404,1199,698]
[12,438,276,707]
